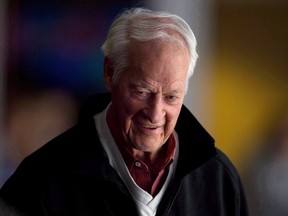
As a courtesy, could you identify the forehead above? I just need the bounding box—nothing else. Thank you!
[124,40,189,90]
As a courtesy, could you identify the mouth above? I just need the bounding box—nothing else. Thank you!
[137,123,164,135]
[143,124,159,129]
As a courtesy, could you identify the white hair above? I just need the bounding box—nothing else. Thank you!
[101,7,198,92]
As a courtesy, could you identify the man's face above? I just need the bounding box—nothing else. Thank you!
[105,40,190,155]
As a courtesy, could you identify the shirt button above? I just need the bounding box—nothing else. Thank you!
[135,161,142,167]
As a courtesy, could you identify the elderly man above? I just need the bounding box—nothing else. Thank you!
[0,8,248,216]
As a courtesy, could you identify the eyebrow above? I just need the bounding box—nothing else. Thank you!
[131,83,156,91]
[132,83,184,95]
[167,89,183,95]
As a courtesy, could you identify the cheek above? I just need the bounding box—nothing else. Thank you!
[164,119,177,136]
[120,98,142,127]
[122,98,138,117]
[164,108,181,132]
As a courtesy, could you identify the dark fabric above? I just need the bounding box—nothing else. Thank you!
[0,93,249,216]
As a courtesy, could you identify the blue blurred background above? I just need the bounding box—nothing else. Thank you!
[6,0,138,99]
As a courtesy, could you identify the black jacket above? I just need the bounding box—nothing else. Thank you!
[0,93,249,216]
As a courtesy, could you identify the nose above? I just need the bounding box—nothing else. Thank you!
[143,94,165,123]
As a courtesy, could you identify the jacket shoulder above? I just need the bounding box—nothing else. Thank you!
[213,148,242,182]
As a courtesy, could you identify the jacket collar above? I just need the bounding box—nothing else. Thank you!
[174,105,216,181]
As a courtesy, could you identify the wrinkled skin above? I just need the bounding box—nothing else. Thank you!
[104,40,190,163]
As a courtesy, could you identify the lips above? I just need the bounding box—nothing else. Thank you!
[143,124,159,129]
[135,122,164,135]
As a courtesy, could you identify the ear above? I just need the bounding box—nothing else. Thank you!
[103,57,114,91]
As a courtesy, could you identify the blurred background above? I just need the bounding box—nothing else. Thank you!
[0,0,287,215]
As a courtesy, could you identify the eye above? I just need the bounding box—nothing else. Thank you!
[134,88,151,98]
[137,90,149,96]
[166,95,177,101]
[165,94,180,105]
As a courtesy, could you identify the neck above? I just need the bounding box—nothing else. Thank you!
[129,144,166,166]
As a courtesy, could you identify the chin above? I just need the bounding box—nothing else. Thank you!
[136,141,163,152]
[130,133,163,151]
